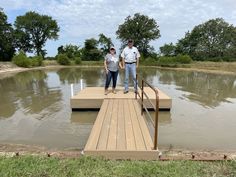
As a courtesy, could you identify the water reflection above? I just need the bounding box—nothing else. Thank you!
[57,68,105,87]
[0,70,62,119]
[140,69,236,108]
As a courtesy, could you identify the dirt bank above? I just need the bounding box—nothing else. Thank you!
[1,143,236,161]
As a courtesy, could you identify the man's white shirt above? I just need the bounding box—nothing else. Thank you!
[121,46,140,63]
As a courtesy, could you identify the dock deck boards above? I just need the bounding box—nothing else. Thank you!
[71,87,172,110]
[84,99,159,160]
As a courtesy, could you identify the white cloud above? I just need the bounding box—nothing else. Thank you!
[1,0,236,56]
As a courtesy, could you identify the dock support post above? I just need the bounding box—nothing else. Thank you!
[71,84,74,97]
[80,79,83,90]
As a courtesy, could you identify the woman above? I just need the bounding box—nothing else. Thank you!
[104,47,122,95]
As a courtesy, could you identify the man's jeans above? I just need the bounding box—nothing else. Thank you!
[124,63,137,92]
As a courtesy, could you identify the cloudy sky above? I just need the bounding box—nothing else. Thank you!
[1,0,236,56]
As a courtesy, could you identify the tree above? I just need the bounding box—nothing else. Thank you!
[81,38,102,61]
[160,43,176,57]
[14,11,59,58]
[98,33,113,56]
[57,44,81,59]
[0,10,15,61]
[116,13,160,57]
[176,18,236,61]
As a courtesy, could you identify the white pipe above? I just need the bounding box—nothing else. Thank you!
[80,79,83,90]
[71,84,74,97]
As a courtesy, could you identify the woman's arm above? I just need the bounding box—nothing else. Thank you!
[104,60,108,74]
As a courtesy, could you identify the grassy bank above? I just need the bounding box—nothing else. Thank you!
[188,61,236,73]
[42,60,236,73]
[0,155,235,177]
[1,60,236,75]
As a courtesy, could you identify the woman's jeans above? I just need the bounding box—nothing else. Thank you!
[105,70,119,89]
[124,63,137,92]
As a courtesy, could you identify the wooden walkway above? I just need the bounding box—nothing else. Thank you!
[84,98,159,160]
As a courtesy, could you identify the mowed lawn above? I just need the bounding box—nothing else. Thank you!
[0,156,235,177]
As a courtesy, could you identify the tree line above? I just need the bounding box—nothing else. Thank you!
[1,8,236,64]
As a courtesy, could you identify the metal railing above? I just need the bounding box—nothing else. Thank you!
[135,75,159,150]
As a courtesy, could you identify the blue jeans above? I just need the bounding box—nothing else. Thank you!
[105,70,119,89]
[124,63,137,92]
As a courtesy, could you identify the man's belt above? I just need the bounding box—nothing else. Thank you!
[125,62,136,64]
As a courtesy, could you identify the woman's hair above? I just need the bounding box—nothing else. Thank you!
[110,48,116,54]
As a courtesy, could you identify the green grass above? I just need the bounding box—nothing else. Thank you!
[0,155,235,177]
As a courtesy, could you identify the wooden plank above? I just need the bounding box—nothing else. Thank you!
[97,99,114,150]
[84,99,109,150]
[116,99,126,150]
[133,100,154,150]
[124,99,136,150]
[128,99,146,150]
[85,150,159,160]
[107,99,119,150]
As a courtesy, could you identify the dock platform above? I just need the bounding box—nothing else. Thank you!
[71,87,172,110]
[84,98,159,160]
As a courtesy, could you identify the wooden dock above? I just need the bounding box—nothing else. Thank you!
[84,98,159,160]
[71,87,172,110]
[71,86,172,160]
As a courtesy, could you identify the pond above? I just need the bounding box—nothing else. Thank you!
[0,67,236,151]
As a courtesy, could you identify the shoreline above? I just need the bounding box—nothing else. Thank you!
[0,143,236,160]
[0,62,236,76]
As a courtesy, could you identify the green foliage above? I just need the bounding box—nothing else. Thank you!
[44,56,56,60]
[98,33,113,56]
[12,51,44,67]
[176,18,236,61]
[116,13,160,57]
[58,44,81,58]
[0,10,15,61]
[160,43,176,57]
[12,51,31,67]
[75,57,82,64]
[56,44,82,65]
[175,54,192,64]
[56,54,70,65]
[158,55,192,67]
[30,55,43,67]
[81,38,103,61]
[14,11,59,57]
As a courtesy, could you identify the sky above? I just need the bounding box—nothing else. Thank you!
[0,0,236,56]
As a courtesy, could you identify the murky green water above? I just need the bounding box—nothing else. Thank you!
[0,67,236,151]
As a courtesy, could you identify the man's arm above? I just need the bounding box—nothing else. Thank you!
[121,49,125,69]
[136,48,140,68]
[136,57,139,68]
[122,57,125,69]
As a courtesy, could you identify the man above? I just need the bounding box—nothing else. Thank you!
[121,39,140,94]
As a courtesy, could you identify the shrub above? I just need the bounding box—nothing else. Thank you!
[158,56,176,66]
[174,54,192,64]
[12,51,31,67]
[45,56,56,60]
[158,55,192,67]
[75,57,82,65]
[30,55,43,67]
[56,54,70,65]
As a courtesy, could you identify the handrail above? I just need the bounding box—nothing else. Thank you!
[135,74,159,150]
